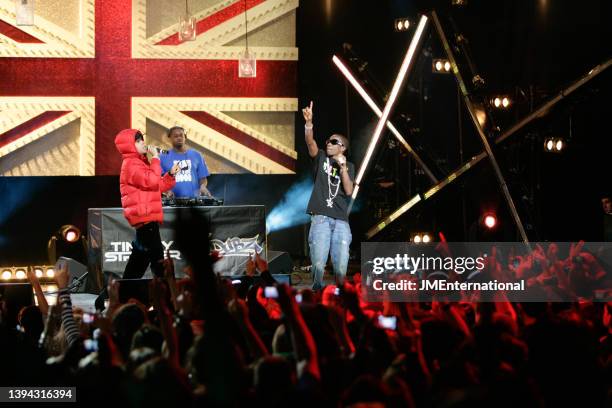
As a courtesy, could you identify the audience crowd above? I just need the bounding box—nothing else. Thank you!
[0,214,610,407]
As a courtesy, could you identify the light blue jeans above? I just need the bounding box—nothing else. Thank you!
[308,214,352,290]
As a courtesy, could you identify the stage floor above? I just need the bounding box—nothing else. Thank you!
[53,272,340,313]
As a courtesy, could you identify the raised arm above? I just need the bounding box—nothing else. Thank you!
[55,261,80,347]
[303,101,319,158]
[277,284,320,380]
[27,267,48,316]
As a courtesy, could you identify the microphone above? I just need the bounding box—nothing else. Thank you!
[147,145,168,154]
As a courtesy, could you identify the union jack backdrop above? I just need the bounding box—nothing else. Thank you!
[0,0,298,175]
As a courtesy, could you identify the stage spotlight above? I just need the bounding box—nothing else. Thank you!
[545,139,554,151]
[1,269,12,280]
[544,137,565,153]
[411,232,433,243]
[394,18,410,32]
[491,96,511,109]
[14,269,26,280]
[60,225,80,243]
[483,213,497,229]
[48,224,86,265]
[45,268,55,278]
[432,59,451,73]
[34,267,44,278]
[452,0,468,6]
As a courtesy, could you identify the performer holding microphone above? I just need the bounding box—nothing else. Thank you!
[160,126,211,198]
[302,101,355,291]
[95,129,179,310]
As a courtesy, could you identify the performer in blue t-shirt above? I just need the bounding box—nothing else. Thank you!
[160,126,211,198]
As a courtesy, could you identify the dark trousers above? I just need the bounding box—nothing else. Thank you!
[123,222,165,279]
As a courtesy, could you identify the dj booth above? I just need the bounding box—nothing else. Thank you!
[87,205,266,278]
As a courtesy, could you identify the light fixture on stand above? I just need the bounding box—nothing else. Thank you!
[15,0,34,26]
[239,0,256,78]
[178,0,196,42]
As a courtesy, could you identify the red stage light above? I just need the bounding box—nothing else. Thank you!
[483,214,497,229]
[60,225,81,243]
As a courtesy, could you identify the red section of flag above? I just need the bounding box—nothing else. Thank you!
[0,111,71,149]
[0,0,296,175]
[155,0,265,45]
[182,110,295,171]
[0,19,44,43]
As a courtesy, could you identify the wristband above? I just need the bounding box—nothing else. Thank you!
[304,124,313,130]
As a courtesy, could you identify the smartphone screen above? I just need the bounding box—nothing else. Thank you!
[84,339,98,352]
[264,286,278,299]
[295,293,303,303]
[82,313,95,324]
[378,315,397,330]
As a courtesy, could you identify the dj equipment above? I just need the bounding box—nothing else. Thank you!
[162,196,224,207]
[88,205,265,277]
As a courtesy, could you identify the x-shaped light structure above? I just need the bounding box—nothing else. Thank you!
[346,15,430,213]
[336,9,612,241]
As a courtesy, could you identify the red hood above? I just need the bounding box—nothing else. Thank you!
[115,129,142,159]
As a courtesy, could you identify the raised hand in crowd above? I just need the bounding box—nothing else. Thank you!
[106,279,120,317]
[245,254,256,277]
[54,259,70,290]
[151,278,180,365]
[27,266,48,316]
[228,298,268,361]
[276,283,321,380]
[163,249,179,310]
[254,252,268,272]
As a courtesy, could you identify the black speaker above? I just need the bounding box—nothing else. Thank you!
[0,283,34,328]
[268,250,292,284]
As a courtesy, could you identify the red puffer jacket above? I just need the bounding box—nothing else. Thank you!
[114,129,175,226]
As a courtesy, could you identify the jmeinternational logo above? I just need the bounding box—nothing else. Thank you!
[362,242,612,302]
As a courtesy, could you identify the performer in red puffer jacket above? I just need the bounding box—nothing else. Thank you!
[96,129,178,310]
[115,129,179,279]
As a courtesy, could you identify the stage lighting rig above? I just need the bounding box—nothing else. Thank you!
[15,0,34,26]
[178,0,197,42]
[491,96,512,109]
[411,232,433,243]
[544,137,565,153]
[482,213,497,229]
[394,18,411,32]
[1,269,12,280]
[432,59,452,73]
[47,225,86,265]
